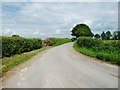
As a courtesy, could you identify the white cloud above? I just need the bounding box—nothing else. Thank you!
[33,31,39,35]
[33,31,48,36]
[39,32,46,35]
[81,20,93,27]
[2,2,118,39]
[33,13,38,17]
[3,0,119,2]
[2,28,16,35]
[54,29,61,34]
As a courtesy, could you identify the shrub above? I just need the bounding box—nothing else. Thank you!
[42,38,71,46]
[2,36,42,57]
[77,37,101,48]
[77,37,119,53]
[75,37,120,65]
[71,38,76,42]
[42,38,54,47]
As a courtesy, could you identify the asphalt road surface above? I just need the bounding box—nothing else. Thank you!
[3,42,118,88]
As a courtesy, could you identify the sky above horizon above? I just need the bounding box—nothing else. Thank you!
[1,2,118,39]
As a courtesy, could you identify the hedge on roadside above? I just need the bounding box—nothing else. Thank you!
[77,37,120,53]
[2,36,42,57]
[42,38,71,47]
[76,37,120,64]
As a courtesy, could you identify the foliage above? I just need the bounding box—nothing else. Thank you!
[94,34,100,39]
[98,31,120,40]
[71,37,76,42]
[101,31,106,40]
[2,36,42,57]
[12,35,20,37]
[113,31,120,40]
[75,37,120,65]
[77,37,102,48]
[42,38,71,46]
[42,38,54,47]
[106,31,112,40]
[71,24,94,38]
[0,37,1,58]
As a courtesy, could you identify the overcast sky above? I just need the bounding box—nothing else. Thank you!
[1,1,118,39]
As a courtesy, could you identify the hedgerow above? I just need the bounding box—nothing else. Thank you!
[2,36,42,57]
[42,38,71,47]
[75,37,120,65]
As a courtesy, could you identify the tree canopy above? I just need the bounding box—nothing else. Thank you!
[94,34,100,39]
[101,31,106,40]
[106,31,112,40]
[12,35,20,37]
[71,24,94,38]
[113,31,120,40]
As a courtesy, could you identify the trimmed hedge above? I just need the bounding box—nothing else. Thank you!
[76,37,120,65]
[49,38,71,46]
[77,37,101,48]
[77,37,120,53]
[42,38,71,47]
[2,36,42,57]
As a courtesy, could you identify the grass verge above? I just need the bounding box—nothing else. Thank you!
[73,42,120,65]
[1,46,52,76]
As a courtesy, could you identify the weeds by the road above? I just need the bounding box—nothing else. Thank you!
[1,46,51,76]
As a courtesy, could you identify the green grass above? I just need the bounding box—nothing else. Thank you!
[1,46,52,76]
[49,38,71,46]
[73,42,120,65]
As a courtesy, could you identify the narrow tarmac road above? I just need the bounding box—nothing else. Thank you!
[3,42,118,88]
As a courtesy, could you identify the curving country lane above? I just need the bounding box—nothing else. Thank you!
[3,42,118,88]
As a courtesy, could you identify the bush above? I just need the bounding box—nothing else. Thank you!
[42,38,71,46]
[2,36,42,57]
[77,37,119,53]
[77,37,101,48]
[42,38,54,47]
[71,38,76,42]
[75,37,120,65]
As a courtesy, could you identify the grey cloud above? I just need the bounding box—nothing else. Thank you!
[2,2,118,39]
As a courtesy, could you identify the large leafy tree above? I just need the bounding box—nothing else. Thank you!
[71,24,94,38]
[106,31,112,40]
[94,34,100,39]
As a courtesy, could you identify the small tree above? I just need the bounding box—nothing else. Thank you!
[113,31,120,40]
[101,31,106,40]
[12,35,20,37]
[71,37,76,42]
[71,24,94,38]
[118,31,120,40]
[106,31,112,40]
[94,34,100,39]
